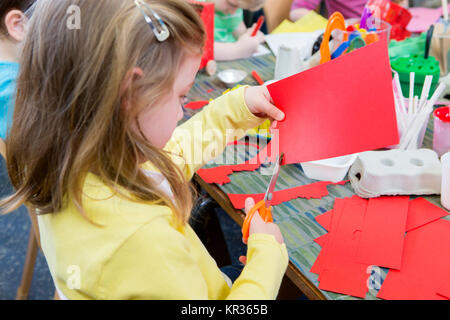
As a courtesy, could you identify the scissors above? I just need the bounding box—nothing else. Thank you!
[241,154,283,242]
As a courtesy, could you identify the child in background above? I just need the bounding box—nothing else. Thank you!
[0,0,34,141]
[290,0,408,21]
[198,0,266,61]
[2,0,288,300]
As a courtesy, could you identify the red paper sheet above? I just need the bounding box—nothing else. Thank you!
[267,40,399,165]
[315,210,333,231]
[313,233,328,247]
[197,142,276,185]
[356,196,409,270]
[227,181,347,209]
[406,198,449,232]
[436,276,450,299]
[317,197,371,298]
[377,219,450,300]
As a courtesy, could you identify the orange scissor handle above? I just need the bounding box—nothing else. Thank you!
[242,199,273,242]
[320,12,348,65]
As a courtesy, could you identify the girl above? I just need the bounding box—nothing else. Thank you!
[2,0,288,299]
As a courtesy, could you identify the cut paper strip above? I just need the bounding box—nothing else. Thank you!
[313,233,328,247]
[197,142,276,185]
[267,40,399,165]
[315,210,333,231]
[356,196,409,270]
[406,198,449,232]
[227,180,348,209]
[184,100,209,110]
[317,197,371,298]
[377,219,450,300]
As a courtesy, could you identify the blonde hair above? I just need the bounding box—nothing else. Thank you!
[1,0,205,228]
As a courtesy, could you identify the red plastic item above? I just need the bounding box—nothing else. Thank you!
[188,0,214,70]
[366,0,412,41]
[434,106,450,123]
[251,70,264,85]
[251,16,265,37]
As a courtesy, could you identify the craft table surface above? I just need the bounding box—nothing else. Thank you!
[184,53,450,300]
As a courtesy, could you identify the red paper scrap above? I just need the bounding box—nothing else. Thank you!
[315,210,333,231]
[317,197,371,298]
[197,142,276,185]
[377,219,450,300]
[184,100,209,110]
[406,198,449,232]
[227,181,347,209]
[313,233,328,247]
[267,40,399,165]
[356,196,409,270]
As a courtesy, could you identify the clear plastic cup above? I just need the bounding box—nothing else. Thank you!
[433,106,450,157]
[430,21,450,76]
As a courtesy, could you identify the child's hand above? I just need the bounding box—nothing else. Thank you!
[244,86,285,122]
[235,26,265,58]
[243,197,284,245]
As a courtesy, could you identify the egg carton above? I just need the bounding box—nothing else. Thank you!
[349,149,442,198]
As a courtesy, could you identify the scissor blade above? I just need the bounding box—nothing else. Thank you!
[263,154,283,207]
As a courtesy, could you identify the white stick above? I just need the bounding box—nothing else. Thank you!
[418,75,432,112]
[409,72,415,115]
[424,82,446,111]
[394,73,407,113]
[414,96,419,114]
[443,0,449,21]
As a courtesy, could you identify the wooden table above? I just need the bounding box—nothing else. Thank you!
[186,53,449,300]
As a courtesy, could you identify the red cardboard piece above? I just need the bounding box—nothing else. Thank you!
[377,220,450,300]
[184,101,209,110]
[315,210,333,231]
[227,180,347,209]
[406,198,449,232]
[267,40,399,165]
[356,196,409,270]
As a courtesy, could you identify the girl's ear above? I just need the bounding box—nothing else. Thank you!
[5,10,27,42]
[120,67,144,112]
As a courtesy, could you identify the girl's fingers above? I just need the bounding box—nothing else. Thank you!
[244,197,255,215]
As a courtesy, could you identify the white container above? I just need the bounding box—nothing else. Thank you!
[442,151,450,211]
[217,69,247,88]
[301,154,358,183]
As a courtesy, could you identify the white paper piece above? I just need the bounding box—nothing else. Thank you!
[265,31,323,58]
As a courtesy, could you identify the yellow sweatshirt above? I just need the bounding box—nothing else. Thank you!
[37,87,289,300]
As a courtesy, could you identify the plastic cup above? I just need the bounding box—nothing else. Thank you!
[333,18,392,48]
[441,151,450,211]
[433,106,450,157]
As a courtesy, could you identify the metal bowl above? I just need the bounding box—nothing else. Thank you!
[218,69,248,88]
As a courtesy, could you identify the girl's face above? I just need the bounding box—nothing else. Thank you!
[134,53,201,149]
[214,0,240,14]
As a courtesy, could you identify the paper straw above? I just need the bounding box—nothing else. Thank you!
[418,75,432,112]
[394,73,407,113]
[408,72,415,115]
[424,82,446,111]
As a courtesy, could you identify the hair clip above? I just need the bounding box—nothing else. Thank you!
[134,0,170,42]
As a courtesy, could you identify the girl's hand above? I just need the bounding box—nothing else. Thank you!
[243,197,284,245]
[244,86,285,122]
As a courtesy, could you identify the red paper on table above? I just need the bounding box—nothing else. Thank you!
[317,197,371,298]
[406,198,449,232]
[197,142,276,185]
[313,233,329,247]
[356,196,409,270]
[377,219,450,300]
[315,210,333,231]
[227,180,347,209]
[267,40,399,165]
